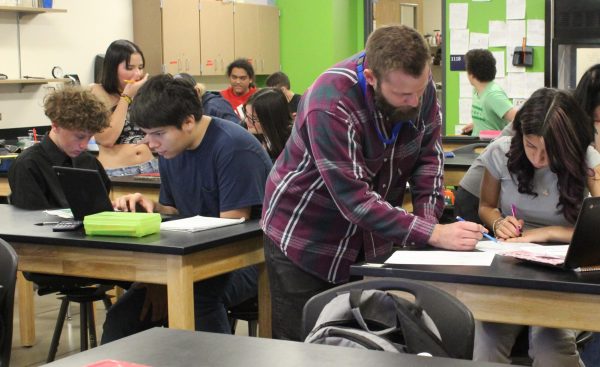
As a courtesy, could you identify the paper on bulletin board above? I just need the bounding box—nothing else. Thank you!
[495,78,509,96]
[488,21,507,47]
[506,0,526,20]
[526,19,545,47]
[507,73,528,98]
[449,3,468,29]
[469,33,489,50]
[527,72,545,97]
[507,20,526,48]
[459,98,472,124]
[459,72,472,98]
[492,51,506,79]
[506,47,526,73]
[450,29,469,55]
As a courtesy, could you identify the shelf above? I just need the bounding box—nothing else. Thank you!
[0,6,67,14]
[0,78,70,85]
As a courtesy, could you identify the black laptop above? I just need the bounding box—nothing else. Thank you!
[505,196,600,271]
[53,166,113,220]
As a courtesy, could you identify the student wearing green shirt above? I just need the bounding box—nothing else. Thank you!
[462,49,517,137]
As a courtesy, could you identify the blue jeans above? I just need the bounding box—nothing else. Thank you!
[101,266,258,344]
[104,158,159,177]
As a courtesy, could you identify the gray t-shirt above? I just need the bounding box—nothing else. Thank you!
[479,136,600,229]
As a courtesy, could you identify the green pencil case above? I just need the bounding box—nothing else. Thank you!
[84,211,161,237]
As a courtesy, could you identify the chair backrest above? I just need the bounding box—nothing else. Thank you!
[302,278,475,360]
[0,238,18,367]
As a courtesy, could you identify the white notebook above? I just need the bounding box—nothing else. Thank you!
[160,216,245,232]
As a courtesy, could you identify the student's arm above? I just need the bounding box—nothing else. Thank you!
[112,193,178,215]
[8,162,53,210]
[502,107,518,122]
[504,226,574,243]
[479,168,523,239]
[587,164,600,197]
[221,207,251,220]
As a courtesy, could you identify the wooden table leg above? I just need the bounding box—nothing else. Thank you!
[17,271,35,346]
[257,262,272,338]
[166,256,195,330]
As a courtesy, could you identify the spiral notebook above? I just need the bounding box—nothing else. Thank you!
[502,196,600,272]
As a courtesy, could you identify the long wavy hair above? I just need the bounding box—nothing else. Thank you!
[574,64,600,120]
[507,88,594,223]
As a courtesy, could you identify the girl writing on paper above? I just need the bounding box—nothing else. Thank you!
[475,88,600,366]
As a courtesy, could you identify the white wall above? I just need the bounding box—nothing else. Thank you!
[422,0,442,36]
[0,0,133,129]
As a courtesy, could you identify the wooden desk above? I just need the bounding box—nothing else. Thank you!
[351,252,600,332]
[43,327,511,367]
[0,205,271,346]
[0,174,8,197]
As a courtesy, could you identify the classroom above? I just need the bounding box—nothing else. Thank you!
[1,0,600,366]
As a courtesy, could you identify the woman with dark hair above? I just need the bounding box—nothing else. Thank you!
[90,40,156,176]
[575,63,600,149]
[474,88,600,366]
[243,87,292,160]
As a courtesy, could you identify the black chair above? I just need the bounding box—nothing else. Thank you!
[228,296,258,337]
[0,238,18,367]
[302,278,475,360]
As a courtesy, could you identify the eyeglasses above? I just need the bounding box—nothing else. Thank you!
[242,108,259,124]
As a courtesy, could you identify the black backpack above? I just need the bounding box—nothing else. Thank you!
[304,289,449,357]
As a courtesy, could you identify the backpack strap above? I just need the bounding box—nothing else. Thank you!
[387,293,449,357]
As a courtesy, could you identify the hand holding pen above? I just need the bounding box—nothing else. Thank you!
[493,205,524,240]
[456,216,498,243]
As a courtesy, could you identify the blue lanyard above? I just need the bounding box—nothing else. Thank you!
[356,52,410,145]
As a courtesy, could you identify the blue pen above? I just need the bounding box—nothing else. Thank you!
[455,216,499,243]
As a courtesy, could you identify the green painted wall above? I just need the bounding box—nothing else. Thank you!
[444,0,545,135]
[275,0,364,93]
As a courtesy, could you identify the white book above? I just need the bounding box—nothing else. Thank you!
[160,215,245,233]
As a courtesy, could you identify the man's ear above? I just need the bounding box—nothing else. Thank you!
[182,115,196,132]
[363,68,377,87]
[50,122,59,133]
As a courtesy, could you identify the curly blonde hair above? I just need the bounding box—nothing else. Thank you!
[44,86,110,133]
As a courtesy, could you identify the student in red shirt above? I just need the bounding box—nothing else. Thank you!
[220,58,257,118]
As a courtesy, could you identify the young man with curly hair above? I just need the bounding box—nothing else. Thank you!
[9,86,111,209]
[462,49,517,136]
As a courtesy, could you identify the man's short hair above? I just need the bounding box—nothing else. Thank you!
[266,71,291,89]
[44,87,110,134]
[465,49,496,82]
[226,58,255,81]
[365,25,430,79]
[130,74,203,130]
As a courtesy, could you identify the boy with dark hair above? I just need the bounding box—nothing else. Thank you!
[221,58,257,117]
[102,74,272,343]
[9,87,111,209]
[266,71,302,114]
[462,49,517,136]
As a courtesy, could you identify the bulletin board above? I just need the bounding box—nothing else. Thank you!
[444,0,545,135]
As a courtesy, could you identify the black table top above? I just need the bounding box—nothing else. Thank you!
[444,152,478,168]
[42,327,512,367]
[351,249,600,295]
[0,204,262,255]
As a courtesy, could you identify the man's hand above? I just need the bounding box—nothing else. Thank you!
[112,193,155,213]
[139,283,168,322]
[461,123,474,135]
[428,221,484,250]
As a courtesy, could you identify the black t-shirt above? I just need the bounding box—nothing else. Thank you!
[289,94,302,114]
[8,134,110,210]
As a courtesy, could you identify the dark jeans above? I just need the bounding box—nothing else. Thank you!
[264,235,336,341]
[454,187,482,225]
[101,266,258,344]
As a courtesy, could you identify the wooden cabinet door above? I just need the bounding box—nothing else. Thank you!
[233,3,259,72]
[257,5,280,74]
[162,0,201,74]
[199,1,234,76]
[133,0,163,76]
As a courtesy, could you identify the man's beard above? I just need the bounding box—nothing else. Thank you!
[374,87,420,124]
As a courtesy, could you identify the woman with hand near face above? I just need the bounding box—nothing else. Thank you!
[90,40,157,176]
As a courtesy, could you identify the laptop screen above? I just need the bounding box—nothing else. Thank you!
[53,166,114,220]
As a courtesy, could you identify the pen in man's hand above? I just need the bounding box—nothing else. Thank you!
[34,221,59,226]
[455,216,499,243]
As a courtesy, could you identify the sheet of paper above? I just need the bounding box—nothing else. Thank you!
[507,20,526,48]
[160,215,245,232]
[506,0,526,20]
[459,72,472,98]
[526,19,545,46]
[489,21,507,47]
[44,208,74,219]
[459,98,472,124]
[476,241,541,254]
[449,3,468,30]
[526,72,545,97]
[507,73,529,98]
[469,32,489,50]
[492,51,506,79]
[450,29,469,55]
[385,251,495,266]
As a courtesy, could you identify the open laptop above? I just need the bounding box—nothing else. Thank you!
[504,196,600,271]
[53,166,113,220]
